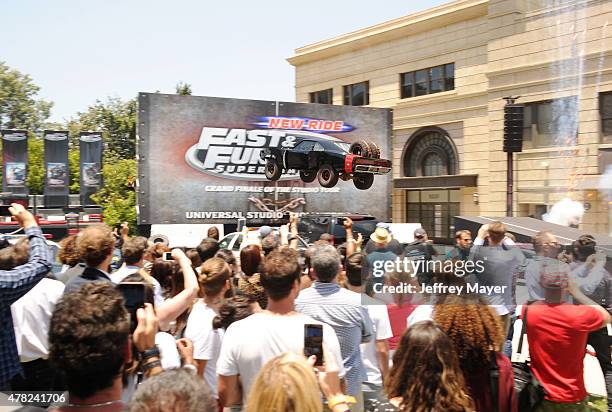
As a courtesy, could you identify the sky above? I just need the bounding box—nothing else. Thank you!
[1,0,447,123]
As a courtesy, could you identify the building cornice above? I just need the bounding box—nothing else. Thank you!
[287,0,488,66]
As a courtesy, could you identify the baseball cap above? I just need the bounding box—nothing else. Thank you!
[414,228,427,238]
[259,226,272,238]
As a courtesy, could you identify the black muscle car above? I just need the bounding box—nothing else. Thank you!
[260,137,391,190]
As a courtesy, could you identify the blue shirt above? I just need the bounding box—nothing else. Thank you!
[295,281,373,397]
[0,226,52,386]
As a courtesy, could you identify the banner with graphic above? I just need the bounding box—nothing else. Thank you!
[137,93,392,224]
[79,131,103,206]
[1,130,29,195]
[43,130,69,206]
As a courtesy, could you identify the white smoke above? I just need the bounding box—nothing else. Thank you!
[543,197,584,227]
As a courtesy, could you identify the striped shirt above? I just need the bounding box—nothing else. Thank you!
[295,281,373,397]
[0,226,52,386]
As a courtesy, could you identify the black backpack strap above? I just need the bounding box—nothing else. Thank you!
[490,352,500,412]
[516,305,528,356]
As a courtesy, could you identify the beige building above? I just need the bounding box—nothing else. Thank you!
[288,0,612,242]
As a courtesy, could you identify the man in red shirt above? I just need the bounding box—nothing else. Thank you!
[525,267,610,410]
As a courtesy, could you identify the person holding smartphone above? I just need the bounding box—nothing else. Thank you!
[217,248,345,409]
[0,203,52,391]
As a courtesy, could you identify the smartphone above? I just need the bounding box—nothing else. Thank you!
[237,218,246,232]
[304,324,324,366]
[0,206,11,217]
[163,252,174,261]
[118,282,154,332]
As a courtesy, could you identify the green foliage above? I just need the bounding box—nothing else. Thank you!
[69,148,80,193]
[0,62,52,130]
[65,97,137,160]
[26,136,44,194]
[91,159,137,230]
[175,82,192,96]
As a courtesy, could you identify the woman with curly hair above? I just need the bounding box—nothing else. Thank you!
[434,295,517,412]
[370,320,473,412]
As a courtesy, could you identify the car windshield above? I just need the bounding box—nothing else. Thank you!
[334,142,350,152]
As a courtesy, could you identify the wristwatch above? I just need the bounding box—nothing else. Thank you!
[140,346,160,362]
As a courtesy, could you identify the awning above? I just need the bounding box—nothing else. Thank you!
[393,174,478,189]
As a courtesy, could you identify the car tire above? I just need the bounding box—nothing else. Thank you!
[349,140,372,158]
[264,159,282,181]
[300,170,317,183]
[353,173,374,190]
[368,142,381,159]
[317,164,339,188]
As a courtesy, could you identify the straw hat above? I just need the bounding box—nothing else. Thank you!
[370,227,390,244]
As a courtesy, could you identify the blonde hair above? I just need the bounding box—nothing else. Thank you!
[246,353,322,412]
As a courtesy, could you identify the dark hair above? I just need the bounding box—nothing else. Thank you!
[122,236,149,265]
[240,244,262,277]
[261,234,279,256]
[58,234,80,267]
[573,234,596,261]
[207,226,220,241]
[261,248,301,301]
[150,259,176,293]
[128,368,216,412]
[345,252,365,287]
[386,321,473,412]
[185,248,202,269]
[147,243,170,261]
[49,282,130,399]
[212,295,255,330]
[198,257,231,298]
[311,244,340,282]
[215,249,236,268]
[0,238,29,270]
[197,238,220,263]
[77,224,115,267]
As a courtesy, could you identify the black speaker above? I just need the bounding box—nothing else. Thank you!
[503,104,524,153]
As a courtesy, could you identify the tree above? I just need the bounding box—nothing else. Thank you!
[175,82,192,96]
[26,136,44,194]
[0,62,52,130]
[91,158,137,231]
[65,97,137,160]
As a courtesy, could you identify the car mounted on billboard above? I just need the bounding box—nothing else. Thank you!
[137,93,392,225]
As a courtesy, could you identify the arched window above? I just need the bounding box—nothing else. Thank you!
[422,152,446,176]
[402,128,458,177]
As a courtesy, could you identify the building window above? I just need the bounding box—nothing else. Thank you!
[422,152,446,176]
[400,63,455,99]
[523,96,578,148]
[310,89,333,104]
[343,81,369,106]
[403,128,457,177]
[600,92,612,137]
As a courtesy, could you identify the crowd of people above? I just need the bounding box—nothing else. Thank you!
[1,204,611,412]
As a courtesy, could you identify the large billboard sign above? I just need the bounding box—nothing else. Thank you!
[137,93,392,224]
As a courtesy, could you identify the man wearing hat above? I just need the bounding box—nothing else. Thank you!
[363,223,403,256]
[365,228,399,286]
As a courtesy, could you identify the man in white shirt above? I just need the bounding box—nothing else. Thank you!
[217,248,345,409]
[111,236,164,307]
[344,252,392,410]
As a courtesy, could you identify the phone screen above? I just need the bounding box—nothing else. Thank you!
[304,324,324,366]
[163,252,173,261]
[0,206,12,217]
[118,282,152,332]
